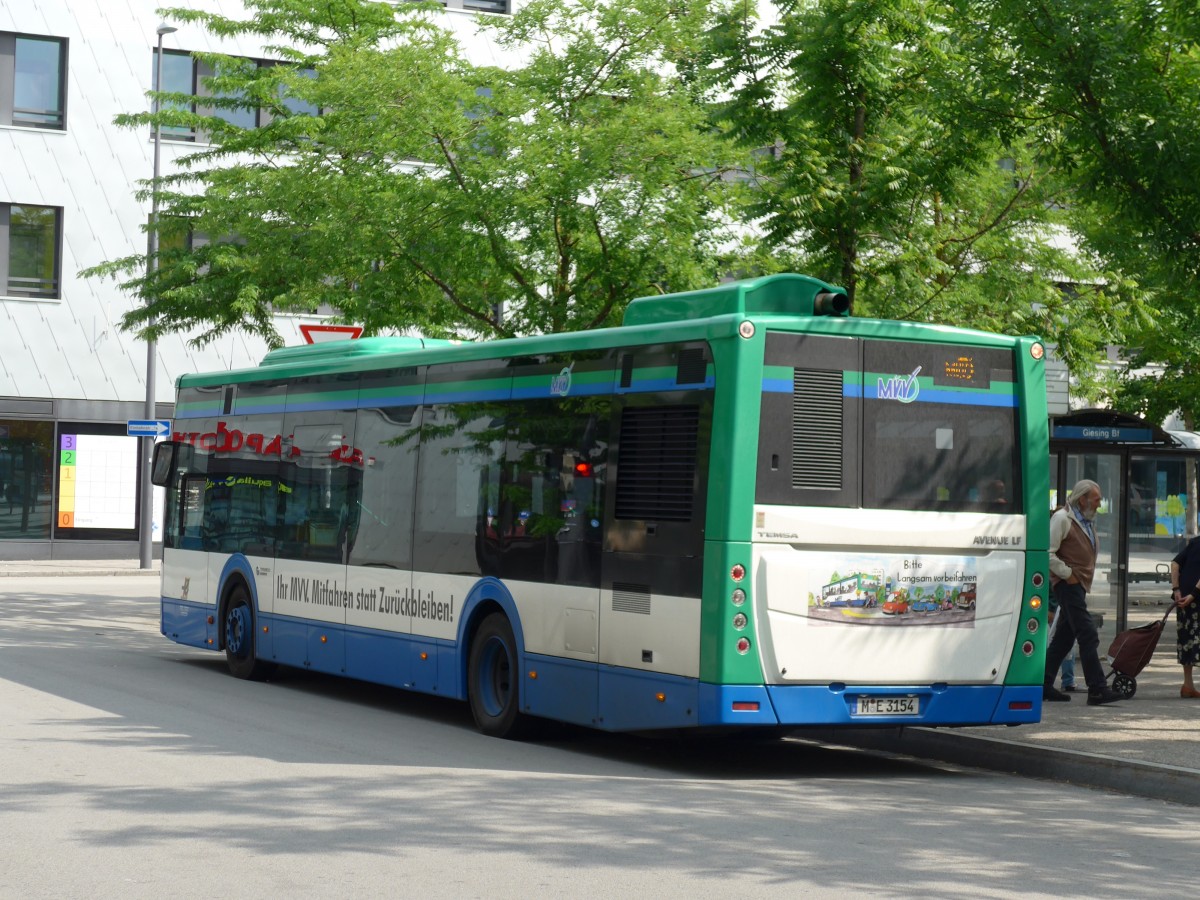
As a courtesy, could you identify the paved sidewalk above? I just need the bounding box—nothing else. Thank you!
[3,558,1198,805]
[0,558,160,577]
[815,653,1200,807]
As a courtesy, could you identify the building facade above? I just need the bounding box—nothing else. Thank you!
[0,0,509,559]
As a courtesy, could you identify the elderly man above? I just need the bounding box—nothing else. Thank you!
[1044,479,1123,706]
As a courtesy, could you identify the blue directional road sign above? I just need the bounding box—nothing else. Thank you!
[127,419,172,438]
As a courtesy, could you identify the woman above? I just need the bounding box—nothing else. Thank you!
[1169,537,1200,698]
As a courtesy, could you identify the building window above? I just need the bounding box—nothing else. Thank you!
[461,0,508,12]
[1,33,67,130]
[0,418,54,540]
[427,0,510,13]
[154,51,319,139]
[153,48,197,141]
[1,203,62,299]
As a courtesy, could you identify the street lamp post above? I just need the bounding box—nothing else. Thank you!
[140,22,177,570]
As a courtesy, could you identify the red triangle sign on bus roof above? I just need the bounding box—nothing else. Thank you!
[299,324,364,344]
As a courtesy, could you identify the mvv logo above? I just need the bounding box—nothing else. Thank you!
[550,362,575,397]
[877,366,922,403]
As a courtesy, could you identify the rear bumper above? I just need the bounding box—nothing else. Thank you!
[700,683,1042,727]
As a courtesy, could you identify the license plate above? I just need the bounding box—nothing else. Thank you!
[855,696,919,716]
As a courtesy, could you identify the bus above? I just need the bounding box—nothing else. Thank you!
[150,273,1050,737]
[819,571,884,608]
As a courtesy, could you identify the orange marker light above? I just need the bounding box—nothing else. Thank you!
[1030,596,1042,610]
[528,671,538,680]
[419,652,428,660]
[655,693,666,703]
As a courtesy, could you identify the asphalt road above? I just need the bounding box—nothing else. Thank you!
[1,576,1194,899]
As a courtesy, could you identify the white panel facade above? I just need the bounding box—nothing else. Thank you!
[0,0,518,404]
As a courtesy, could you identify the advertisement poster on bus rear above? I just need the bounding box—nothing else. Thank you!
[801,552,979,627]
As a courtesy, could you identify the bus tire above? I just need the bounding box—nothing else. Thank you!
[224,583,272,681]
[468,613,527,739]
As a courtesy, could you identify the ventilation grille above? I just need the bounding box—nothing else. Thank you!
[616,405,700,521]
[675,348,708,385]
[612,582,652,615]
[792,369,843,489]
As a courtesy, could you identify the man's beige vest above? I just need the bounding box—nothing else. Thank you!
[1050,507,1098,593]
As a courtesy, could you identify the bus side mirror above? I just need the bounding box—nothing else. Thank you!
[151,441,191,486]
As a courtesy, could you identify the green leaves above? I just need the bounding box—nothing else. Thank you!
[966,0,1200,414]
[707,0,1125,371]
[89,0,737,344]
[88,0,1200,432]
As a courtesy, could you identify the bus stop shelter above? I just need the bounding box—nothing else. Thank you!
[1050,409,1200,648]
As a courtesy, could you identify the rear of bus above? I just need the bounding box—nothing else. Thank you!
[702,288,1049,728]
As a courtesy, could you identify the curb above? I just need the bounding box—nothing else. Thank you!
[0,568,160,578]
[808,726,1200,808]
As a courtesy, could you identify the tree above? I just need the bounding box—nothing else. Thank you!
[87,0,741,346]
[705,0,1127,362]
[962,0,1200,524]
[959,0,1200,409]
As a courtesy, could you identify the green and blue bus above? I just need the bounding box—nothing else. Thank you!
[151,273,1050,737]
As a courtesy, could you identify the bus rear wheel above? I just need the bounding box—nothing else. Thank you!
[224,583,272,681]
[468,613,528,739]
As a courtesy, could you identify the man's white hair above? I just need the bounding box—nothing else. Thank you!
[1069,479,1101,504]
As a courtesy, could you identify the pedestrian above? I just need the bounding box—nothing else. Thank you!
[1169,538,1200,698]
[1043,479,1123,705]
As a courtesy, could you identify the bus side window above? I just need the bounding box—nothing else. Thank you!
[501,398,608,588]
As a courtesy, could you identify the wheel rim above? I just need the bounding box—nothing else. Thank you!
[226,603,251,658]
[479,636,513,717]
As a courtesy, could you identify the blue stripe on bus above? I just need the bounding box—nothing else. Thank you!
[862,388,1018,407]
[174,377,715,420]
[510,382,615,400]
[278,398,360,412]
[761,379,1017,407]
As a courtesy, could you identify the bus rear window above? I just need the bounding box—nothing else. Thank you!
[861,342,1021,513]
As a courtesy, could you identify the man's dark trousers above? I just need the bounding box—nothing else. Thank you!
[1045,580,1106,691]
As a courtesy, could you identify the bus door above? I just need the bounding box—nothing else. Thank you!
[157,392,218,648]
[276,374,359,676]
[500,353,612,727]
[599,342,713,730]
[344,365,424,688]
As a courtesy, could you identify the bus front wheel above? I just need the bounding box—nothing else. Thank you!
[224,583,272,681]
[468,613,528,739]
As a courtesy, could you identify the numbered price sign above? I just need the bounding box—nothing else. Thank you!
[57,433,138,530]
